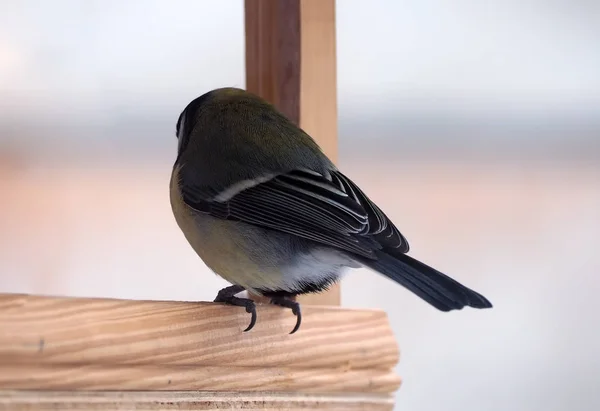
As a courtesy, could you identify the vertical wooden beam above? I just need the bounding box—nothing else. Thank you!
[245,0,340,306]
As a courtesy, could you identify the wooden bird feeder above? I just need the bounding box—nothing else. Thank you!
[0,1,402,409]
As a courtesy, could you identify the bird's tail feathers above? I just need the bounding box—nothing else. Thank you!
[364,251,493,311]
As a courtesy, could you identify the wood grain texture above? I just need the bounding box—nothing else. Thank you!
[0,364,400,393]
[0,293,400,393]
[245,0,341,306]
[0,391,395,411]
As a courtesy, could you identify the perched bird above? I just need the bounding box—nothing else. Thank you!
[170,87,492,334]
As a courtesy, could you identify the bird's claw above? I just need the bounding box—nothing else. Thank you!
[289,307,302,335]
[243,302,257,332]
[213,286,302,333]
[270,296,302,334]
[213,285,258,332]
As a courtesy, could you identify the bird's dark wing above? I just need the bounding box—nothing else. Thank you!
[179,168,409,258]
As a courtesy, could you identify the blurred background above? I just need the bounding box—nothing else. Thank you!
[1,1,599,410]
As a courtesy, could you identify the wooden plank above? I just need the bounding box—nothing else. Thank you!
[0,364,400,393]
[0,293,399,370]
[245,0,341,306]
[0,293,400,408]
[0,391,395,411]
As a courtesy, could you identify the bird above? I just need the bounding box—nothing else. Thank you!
[169,87,492,334]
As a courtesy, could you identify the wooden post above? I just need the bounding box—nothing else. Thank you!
[245,0,340,305]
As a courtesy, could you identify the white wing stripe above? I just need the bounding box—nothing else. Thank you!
[214,174,276,202]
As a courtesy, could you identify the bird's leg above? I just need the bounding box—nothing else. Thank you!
[269,293,302,334]
[213,285,257,332]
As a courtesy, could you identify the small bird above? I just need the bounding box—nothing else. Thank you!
[170,87,492,334]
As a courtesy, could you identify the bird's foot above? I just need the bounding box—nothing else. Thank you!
[269,294,302,334]
[213,285,257,332]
